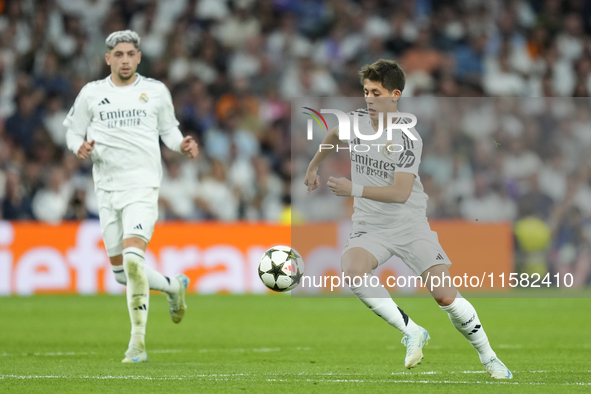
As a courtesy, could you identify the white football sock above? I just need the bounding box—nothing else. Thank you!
[349,273,420,335]
[122,247,149,343]
[112,266,127,285]
[112,264,179,294]
[440,295,496,363]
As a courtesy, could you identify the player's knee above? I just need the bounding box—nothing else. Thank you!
[122,236,148,250]
[122,248,146,281]
[123,258,144,282]
[341,266,372,285]
[435,297,455,307]
[341,248,377,284]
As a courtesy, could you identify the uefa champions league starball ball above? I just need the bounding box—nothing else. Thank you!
[258,245,305,292]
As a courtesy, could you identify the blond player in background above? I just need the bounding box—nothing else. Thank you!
[64,30,199,363]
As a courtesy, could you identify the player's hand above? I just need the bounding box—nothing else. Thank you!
[77,140,95,160]
[304,167,320,195]
[180,136,199,158]
[327,176,352,197]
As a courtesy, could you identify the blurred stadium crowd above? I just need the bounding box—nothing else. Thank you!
[0,0,590,282]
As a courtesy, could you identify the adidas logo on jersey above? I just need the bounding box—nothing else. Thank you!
[134,224,143,230]
[98,98,111,105]
[436,253,444,260]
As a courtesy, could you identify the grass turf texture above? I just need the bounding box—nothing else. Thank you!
[1,294,590,393]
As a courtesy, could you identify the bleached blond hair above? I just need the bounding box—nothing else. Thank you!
[105,30,140,50]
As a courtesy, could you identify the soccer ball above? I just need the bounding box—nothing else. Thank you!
[258,245,305,292]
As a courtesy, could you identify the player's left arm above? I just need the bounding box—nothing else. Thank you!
[157,84,198,158]
[161,129,199,158]
[327,172,414,203]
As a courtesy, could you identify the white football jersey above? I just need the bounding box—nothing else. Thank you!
[63,74,179,191]
[344,109,428,227]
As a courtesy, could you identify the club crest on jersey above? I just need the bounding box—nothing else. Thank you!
[382,143,397,158]
[139,93,149,103]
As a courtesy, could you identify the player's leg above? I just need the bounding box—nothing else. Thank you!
[95,190,148,362]
[342,245,429,368]
[399,218,511,378]
[342,247,420,334]
[119,236,150,363]
[120,188,190,324]
[421,263,496,360]
[116,189,157,363]
[112,245,189,327]
[420,263,512,379]
[109,254,184,301]
[110,255,126,284]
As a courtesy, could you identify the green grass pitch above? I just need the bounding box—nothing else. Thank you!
[1,293,590,393]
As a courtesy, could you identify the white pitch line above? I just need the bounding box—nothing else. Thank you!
[23,352,96,357]
[498,344,523,349]
[0,352,97,357]
[0,374,249,381]
[359,380,542,385]
[386,345,441,350]
[1,374,589,386]
[391,371,439,375]
[150,349,183,354]
[1,375,68,380]
[392,371,486,375]
[0,376,465,384]
[252,347,281,352]
[198,347,310,353]
[4,347,311,357]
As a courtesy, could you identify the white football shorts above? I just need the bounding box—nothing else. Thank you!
[95,187,159,257]
[341,215,452,276]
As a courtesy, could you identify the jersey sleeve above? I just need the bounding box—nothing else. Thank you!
[63,86,92,155]
[157,84,180,134]
[395,130,422,176]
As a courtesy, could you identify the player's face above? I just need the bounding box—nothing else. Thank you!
[105,42,142,81]
[363,79,401,120]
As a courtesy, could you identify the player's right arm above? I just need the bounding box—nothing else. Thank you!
[63,86,95,160]
[305,126,341,194]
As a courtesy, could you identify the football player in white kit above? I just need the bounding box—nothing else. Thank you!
[304,59,512,379]
[64,31,199,363]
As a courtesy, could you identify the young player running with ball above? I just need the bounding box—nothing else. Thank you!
[304,59,512,379]
[64,30,199,363]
